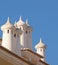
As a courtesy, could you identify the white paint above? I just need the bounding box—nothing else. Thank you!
[1,17,21,56]
[16,17,33,50]
[35,38,46,61]
[1,16,33,56]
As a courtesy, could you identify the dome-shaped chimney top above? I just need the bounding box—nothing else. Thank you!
[17,16,25,26]
[35,38,46,49]
[1,17,13,30]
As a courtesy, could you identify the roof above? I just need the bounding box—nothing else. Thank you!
[21,48,49,65]
[39,60,49,65]
[35,38,46,49]
[21,48,44,58]
[0,46,34,65]
[0,46,49,65]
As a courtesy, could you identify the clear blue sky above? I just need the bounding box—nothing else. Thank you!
[0,0,58,65]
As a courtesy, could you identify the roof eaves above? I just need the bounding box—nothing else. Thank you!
[0,46,34,65]
[21,48,44,58]
[39,60,49,65]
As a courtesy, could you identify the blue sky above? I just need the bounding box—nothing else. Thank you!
[0,0,58,65]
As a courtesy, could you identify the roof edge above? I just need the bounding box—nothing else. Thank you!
[39,60,49,65]
[21,48,44,58]
[0,46,34,65]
